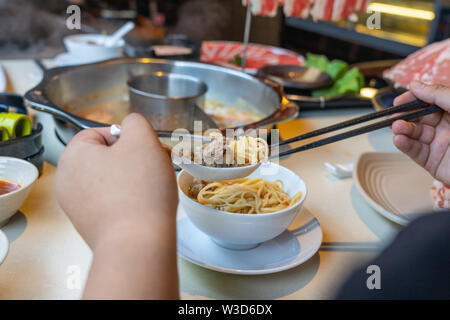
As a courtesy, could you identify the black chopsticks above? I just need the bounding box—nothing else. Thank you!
[270,100,441,159]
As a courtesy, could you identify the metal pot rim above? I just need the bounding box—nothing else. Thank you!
[24,57,299,132]
[127,72,208,101]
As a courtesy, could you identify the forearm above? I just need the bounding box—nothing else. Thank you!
[83,219,179,300]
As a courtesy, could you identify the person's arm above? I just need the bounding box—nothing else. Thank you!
[336,211,450,299]
[55,114,179,299]
[392,81,450,186]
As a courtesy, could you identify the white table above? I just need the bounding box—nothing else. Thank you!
[0,59,403,299]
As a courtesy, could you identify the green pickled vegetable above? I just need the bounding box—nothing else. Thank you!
[305,53,329,72]
[305,53,364,98]
[312,68,365,98]
[326,59,348,81]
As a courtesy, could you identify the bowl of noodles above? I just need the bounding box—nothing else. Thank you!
[177,162,307,250]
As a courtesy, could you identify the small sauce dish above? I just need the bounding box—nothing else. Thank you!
[0,157,38,227]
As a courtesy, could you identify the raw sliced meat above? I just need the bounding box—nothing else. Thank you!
[259,0,279,16]
[284,0,310,18]
[200,41,305,72]
[431,180,450,211]
[243,0,279,16]
[244,0,370,20]
[332,0,358,21]
[310,0,333,21]
[340,0,358,19]
[383,38,450,89]
[355,0,369,12]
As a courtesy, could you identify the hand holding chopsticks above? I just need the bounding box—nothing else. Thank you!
[272,99,441,159]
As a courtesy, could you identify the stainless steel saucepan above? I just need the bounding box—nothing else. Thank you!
[127,72,215,131]
[24,58,299,145]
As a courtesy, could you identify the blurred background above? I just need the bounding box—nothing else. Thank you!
[0,0,448,61]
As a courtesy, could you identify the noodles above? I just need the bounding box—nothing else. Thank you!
[189,178,302,214]
[228,136,269,166]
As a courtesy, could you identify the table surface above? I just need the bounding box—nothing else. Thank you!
[0,59,404,300]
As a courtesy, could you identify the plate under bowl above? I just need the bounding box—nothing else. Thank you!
[177,205,322,275]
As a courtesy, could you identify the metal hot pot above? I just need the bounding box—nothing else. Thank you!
[24,58,299,144]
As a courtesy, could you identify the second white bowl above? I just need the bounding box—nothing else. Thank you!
[63,34,125,62]
[0,157,38,227]
[178,162,307,250]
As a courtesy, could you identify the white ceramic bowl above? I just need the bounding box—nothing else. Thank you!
[63,34,125,62]
[0,230,8,265]
[178,162,307,250]
[0,157,38,227]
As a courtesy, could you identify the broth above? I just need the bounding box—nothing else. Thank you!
[73,99,263,128]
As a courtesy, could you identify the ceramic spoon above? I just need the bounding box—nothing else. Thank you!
[103,21,135,47]
[110,125,262,180]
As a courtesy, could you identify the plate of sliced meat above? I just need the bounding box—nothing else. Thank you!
[373,38,450,110]
[383,38,450,90]
[200,41,305,73]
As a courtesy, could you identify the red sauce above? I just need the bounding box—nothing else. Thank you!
[0,180,20,196]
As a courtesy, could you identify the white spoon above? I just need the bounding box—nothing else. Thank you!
[176,159,261,181]
[324,161,354,179]
[103,21,135,48]
[110,125,261,180]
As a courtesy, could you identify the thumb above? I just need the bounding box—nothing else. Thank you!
[117,113,160,147]
[410,81,450,113]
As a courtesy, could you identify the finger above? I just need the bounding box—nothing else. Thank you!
[69,127,116,147]
[393,91,416,106]
[92,127,119,146]
[412,111,444,127]
[117,113,160,147]
[393,134,429,167]
[392,120,436,144]
[392,84,444,127]
[410,81,450,113]
[392,92,423,122]
[160,143,173,158]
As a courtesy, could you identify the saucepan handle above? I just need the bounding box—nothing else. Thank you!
[240,101,299,131]
[238,75,299,131]
[24,89,177,138]
[24,89,108,129]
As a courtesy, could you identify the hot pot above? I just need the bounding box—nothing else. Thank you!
[24,58,299,144]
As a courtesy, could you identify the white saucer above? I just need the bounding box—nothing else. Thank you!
[54,52,121,67]
[0,230,9,265]
[177,206,322,275]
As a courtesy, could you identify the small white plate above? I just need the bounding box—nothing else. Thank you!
[177,206,322,275]
[0,230,9,265]
[354,152,435,226]
[54,52,120,67]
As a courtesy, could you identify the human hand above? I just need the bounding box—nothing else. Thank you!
[56,113,179,299]
[392,81,450,185]
[56,113,178,248]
